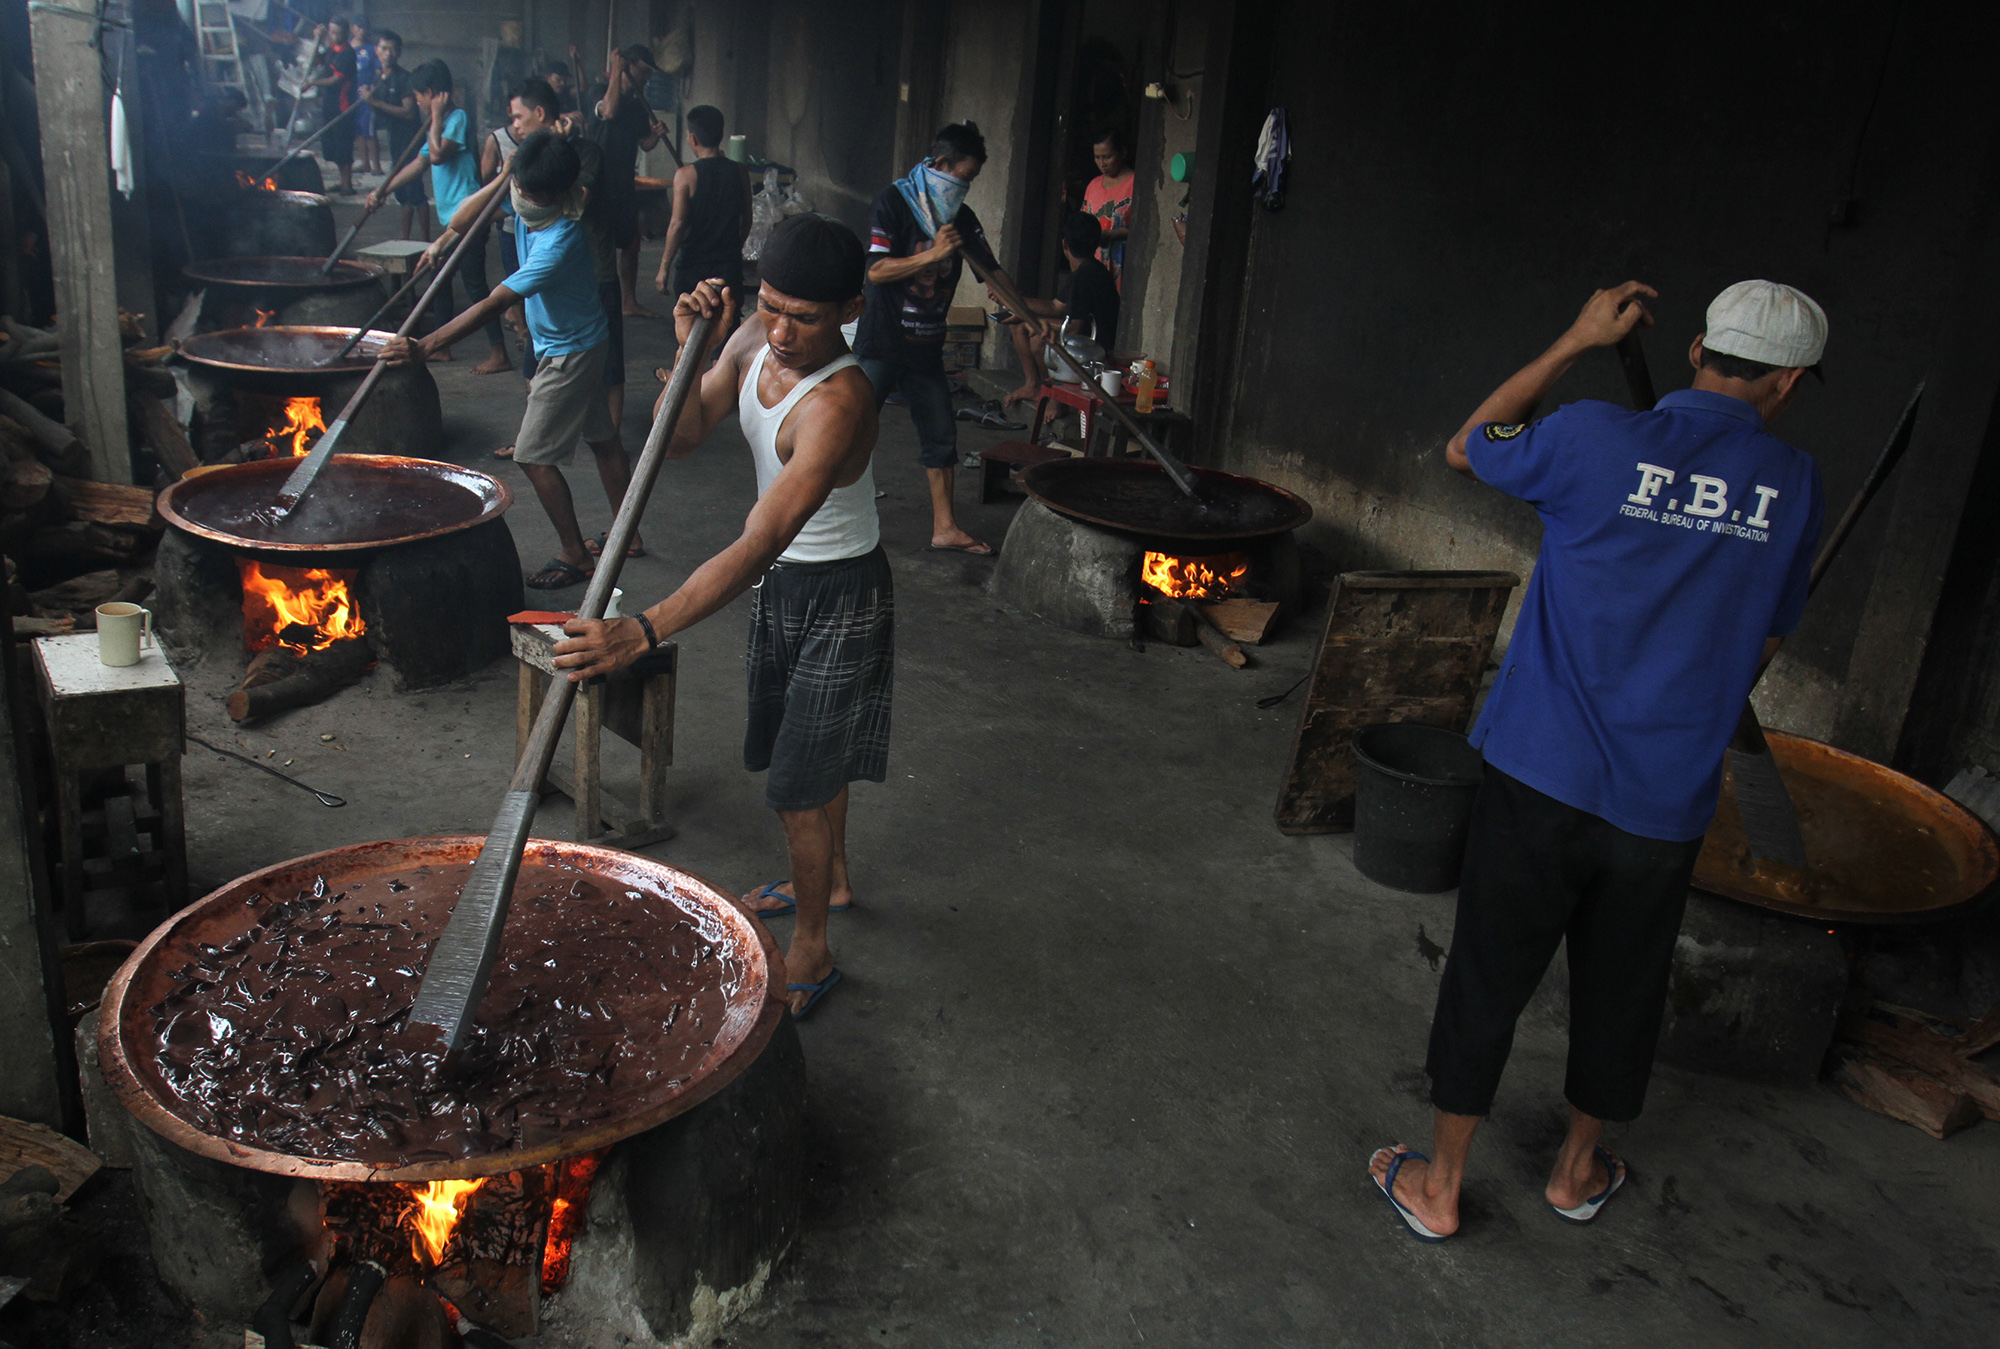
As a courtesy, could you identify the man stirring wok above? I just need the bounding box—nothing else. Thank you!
[554,215,889,1020]
[1369,280,1827,1240]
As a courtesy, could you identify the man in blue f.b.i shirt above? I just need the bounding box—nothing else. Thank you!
[1369,280,1827,1242]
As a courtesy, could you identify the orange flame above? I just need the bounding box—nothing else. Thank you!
[239,561,365,652]
[1141,551,1250,600]
[266,395,324,454]
[235,170,280,191]
[405,1179,485,1267]
[540,1151,605,1293]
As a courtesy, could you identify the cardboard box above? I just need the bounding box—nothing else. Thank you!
[947,304,987,328]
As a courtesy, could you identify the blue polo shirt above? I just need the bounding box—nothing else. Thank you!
[417,107,479,223]
[1466,389,1824,841]
[503,215,607,357]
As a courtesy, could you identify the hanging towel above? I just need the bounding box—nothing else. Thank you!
[110,88,135,197]
[1252,107,1289,211]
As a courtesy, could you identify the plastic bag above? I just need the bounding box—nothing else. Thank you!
[742,168,815,259]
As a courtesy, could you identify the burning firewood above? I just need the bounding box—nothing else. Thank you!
[228,637,374,723]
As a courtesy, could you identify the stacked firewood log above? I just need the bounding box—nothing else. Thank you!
[0,313,196,636]
[1830,998,2000,1138]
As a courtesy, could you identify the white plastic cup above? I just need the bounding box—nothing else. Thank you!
[1100,369,1124,398]
[606,588,624,619]
[97,602,152,667]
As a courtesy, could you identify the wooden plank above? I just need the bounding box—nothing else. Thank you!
[1196,597,1280,644]
[29,2,130,483]
[53,477,160,529]
[1273,570,1520,834]
[0,1114,102,1200]
[128,393,199,480]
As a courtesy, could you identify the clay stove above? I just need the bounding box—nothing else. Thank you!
[99,838,805,1345]
[991,458,1310,648]
[153,455,522,703]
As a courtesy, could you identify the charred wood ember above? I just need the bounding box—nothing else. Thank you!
[143,863,730,1165]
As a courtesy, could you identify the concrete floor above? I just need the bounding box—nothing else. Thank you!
[145,204,2000,1349]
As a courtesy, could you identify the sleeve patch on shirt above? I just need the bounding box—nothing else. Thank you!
[1482,422,1525,441]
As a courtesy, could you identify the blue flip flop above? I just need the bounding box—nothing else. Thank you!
[747,881,796,918]
[788,968,842,1020]
[1551,1145,1627,1224]
[1373,1147,1451,1242]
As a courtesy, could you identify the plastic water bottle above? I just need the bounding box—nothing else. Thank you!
[1135,360,1157,414]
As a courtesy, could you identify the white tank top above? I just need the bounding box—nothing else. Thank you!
[739,344,879,563]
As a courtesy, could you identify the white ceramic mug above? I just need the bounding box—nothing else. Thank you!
[97,602,153,667]
[1100,369,1124,398]
[606,587,625,619]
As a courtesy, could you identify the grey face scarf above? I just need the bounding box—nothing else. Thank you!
[512,182,584,229]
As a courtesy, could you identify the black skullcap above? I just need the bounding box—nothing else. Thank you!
[760,214,865,304]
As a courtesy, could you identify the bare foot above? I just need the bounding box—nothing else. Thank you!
[623,303,662,320]
[1546,1147,1618,1211]
[428,346,454,363]
[1367,1145,1460,1238]
[741,881,854,914]
[1002,383,1038,408]
[929,529,993,555]
[470,350,512,375]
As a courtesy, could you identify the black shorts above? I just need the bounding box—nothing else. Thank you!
[597,280,625,387]
[744,547,894,813]
[609,196,640,250]
[1425,763,1702,1122]
[320,115,356,166]
[674,256,744,301]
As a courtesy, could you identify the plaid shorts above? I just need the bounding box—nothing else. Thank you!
[744,547,894,812]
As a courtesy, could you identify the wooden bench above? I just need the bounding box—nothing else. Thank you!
[512,624,678,848]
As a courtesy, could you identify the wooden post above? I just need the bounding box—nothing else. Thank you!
[29,1,131,483]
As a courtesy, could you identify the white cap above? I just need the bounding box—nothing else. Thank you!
[1703,280,1828,369]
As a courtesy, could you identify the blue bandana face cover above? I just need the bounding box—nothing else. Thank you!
[893,160,970,237]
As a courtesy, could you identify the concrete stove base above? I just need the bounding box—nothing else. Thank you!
[116,1018,807,1340]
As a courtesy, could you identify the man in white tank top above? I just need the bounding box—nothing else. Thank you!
[555,215,885,1021]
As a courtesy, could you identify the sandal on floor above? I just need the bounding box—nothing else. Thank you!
[788,968,842,1020]
[1551,1146,1626,1224]
[525,557,592,589]
[585,531,648,559]
[1373,1147,1452,1243]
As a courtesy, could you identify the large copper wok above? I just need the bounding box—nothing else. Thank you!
[1022,457,1312,544]
[182,257,384,295]
[1698,730,1999,923]
[98,837,786,1182]
[157,454,510,555]
[177,323,387,382]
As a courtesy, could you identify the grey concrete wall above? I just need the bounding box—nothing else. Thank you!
[1118,4,1205,361]
[1195,2,1997,749]
[0,649,65,1127]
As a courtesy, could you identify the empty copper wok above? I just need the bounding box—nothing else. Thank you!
[97,837,786,1182]
[1697,730,1999,923]
[157,454,511,554]
[1022,457,1313,544]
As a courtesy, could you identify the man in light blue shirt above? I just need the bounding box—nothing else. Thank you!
[382,131,631,591]
[368,60,509,372]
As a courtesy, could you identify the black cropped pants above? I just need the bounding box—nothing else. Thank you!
[1425,762,1702,1123]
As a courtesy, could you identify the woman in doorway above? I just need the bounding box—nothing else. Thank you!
[1083,128,1135,290]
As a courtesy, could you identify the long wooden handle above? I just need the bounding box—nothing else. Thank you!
[278,167,514,511]
[322,123,430,273]
[956,236,1203,500]
[263,98,362,180]
[405,310,721,1056]
[276,32,326,151]
[1615,331,1656,410]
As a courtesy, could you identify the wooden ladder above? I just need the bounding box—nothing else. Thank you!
[193,0,266,130]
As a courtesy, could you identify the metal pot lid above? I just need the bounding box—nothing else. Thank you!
[1696,730,1999,924]
[97,836,787,1181]
[157,454,511,553]
[182,257,384,291]
[177,325,388,376]
[1021,456,1312,543]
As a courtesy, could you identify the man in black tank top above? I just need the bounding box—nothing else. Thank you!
[654,104,752,336]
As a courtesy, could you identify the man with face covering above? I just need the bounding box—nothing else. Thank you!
[554,215,887,1022]
[857,121,1047,556]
